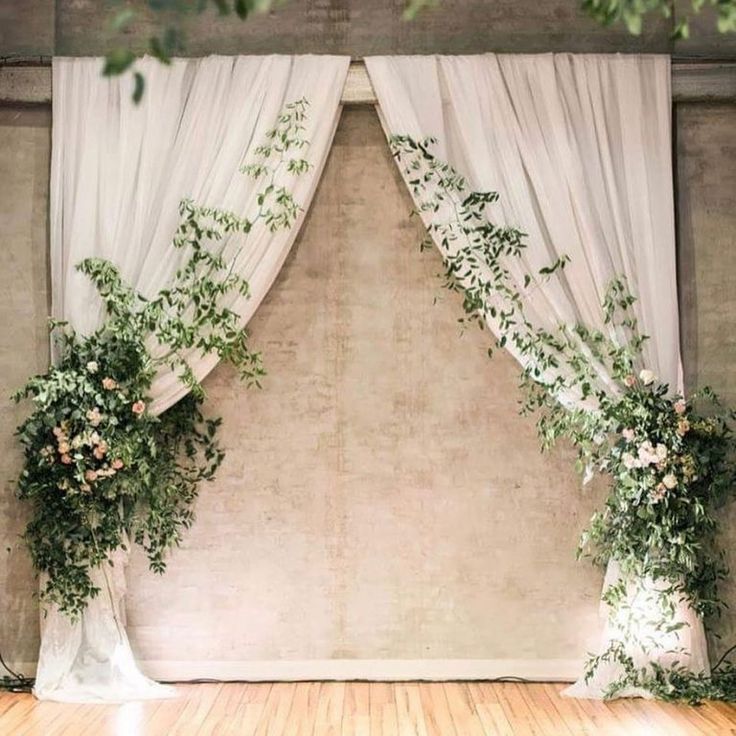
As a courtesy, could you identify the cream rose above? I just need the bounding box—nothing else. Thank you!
[639,369,656,386]
[663,473,678,489]
[622,452,639,470]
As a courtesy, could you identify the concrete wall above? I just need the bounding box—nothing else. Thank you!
[0,108,51,665]
[0,0,735,674]
[676,103,736,657]
[3,0,736,59]
[1,98,734,673]
[125,107,604,671]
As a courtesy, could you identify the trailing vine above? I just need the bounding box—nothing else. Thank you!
[391,134,736,702]
[13,99,311,619]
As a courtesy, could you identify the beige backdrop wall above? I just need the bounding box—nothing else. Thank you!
[1,103,735,674]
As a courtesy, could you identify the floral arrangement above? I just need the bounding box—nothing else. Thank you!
[14,99,311,618]
[391,134,736,701]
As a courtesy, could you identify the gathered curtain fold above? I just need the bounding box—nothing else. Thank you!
[38,53,349,702]
[365,52,707,698]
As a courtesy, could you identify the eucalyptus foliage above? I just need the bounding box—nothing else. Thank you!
[404,0,736,35]
[581,0,736,38]
[14,100,311,618]
[102,0,733,102]
[391,134,736,701]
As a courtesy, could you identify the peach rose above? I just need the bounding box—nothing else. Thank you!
[60,454,72,465]
[651,484,667,503]
[86,407,103,427]
[674,399,687,415]
[131,400,146,416]
[623,374,636,388]
[677,419,690,436]
[111,458,124,470]
[102,377,118,390]
[84,469,98,482]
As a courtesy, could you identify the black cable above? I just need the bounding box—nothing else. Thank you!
[162,675,533,685]
[713,643,736,672]
[0,650,34,693]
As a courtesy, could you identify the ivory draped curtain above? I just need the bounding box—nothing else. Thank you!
[365,53,707,698]
[38,54,349,702]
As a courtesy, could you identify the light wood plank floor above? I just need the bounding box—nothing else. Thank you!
[2,681,736,735]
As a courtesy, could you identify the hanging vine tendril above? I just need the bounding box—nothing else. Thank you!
[391,134,736,703]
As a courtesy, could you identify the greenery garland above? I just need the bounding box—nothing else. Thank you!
[12,99,311,619]
[97,1,735,103]
[391,134,736,702]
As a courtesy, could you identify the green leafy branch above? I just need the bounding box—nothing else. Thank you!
[391,133,736,702]
[581,0,736,38]
[13,100,311,617]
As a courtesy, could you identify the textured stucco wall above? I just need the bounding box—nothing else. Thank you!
[0,100,734,669]
[124,108,604,666]
[0,108,50,664]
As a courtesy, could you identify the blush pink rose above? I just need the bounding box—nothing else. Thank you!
[623,374,636,388]
[102,377,118,390]
[60,454,72,465]
[131,400,146,416]
[674,399,687,415]
[84,469,98,482]
[86,407,103,427]
[651,484,667,503]
[111,458,124,470]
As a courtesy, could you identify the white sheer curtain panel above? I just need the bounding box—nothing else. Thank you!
[366,53,708,698]
[37,54,349,703]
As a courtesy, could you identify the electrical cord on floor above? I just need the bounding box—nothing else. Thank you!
[0,650,34,693]
[162,676,533,685]
[0,652,535,692]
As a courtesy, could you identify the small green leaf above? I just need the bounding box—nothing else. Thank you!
[132,72,145,104]
[102,48,136,77]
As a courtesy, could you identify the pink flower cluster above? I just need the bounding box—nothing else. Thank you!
[617,394,693,505]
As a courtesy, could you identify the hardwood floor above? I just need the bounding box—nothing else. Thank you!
[2,681,736,735]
